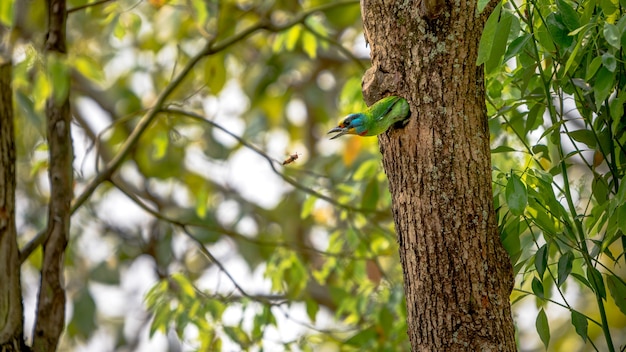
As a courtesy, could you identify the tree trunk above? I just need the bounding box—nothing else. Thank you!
[32,0,73,350]
[360,0,517,350]
[0,28,28,352]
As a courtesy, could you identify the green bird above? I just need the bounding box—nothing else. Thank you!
[327,96,410,139]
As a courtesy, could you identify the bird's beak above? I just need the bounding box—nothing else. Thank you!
[327,126,349,139]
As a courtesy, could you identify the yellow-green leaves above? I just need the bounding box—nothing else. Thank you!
[74,55,105,84]
[23,52,70,110]
[301,30,318,58]
[32,67,52,111]
[113,12,142,40]
[204,53,227,93]
[191,0,210,29]
[0,0,13,26]
[136,122,185,179]
[265,249,307,297]
[272,17,328,59]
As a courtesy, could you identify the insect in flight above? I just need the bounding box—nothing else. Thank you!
[282,152,301,165]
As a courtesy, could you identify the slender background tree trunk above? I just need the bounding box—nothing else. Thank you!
[32,0,73,350]
[360,0,517,350]
[0,26,28,352]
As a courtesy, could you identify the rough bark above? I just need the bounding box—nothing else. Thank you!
[0,29,29,351]
[32,0,73,351]
[360,0,517,351]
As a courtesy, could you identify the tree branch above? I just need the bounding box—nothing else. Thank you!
[33,0,72,350]
[69,0,360,216]
[0,27,27,349]
[161,107,387,215]
[21,0,363,265]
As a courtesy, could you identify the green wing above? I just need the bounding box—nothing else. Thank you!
[368,96,402,122]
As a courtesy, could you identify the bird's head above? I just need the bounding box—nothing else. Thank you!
[327,113,367,139]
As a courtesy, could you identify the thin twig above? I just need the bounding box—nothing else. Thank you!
[69,0,361,216]
[161,107,387,215]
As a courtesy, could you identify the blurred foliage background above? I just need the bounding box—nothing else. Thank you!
[3,0,626,350]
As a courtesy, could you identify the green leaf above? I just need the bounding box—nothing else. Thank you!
[272,32,286,52]
[477,2,502,66]
[204,53,227,93]
[526,103,545,132]
[68,288,97,339]
[594,67,615,110]
[586,56,603,81]
[195,184,209,218]
[191,0,209,27]
[204,299,225,319]
[48,55,70,104]
[345,327,377,346]
[546,13,573,49]
[74,55,105,83]
[90,261,121,285]
[506,174,527,216]
[535,244,548,278]
[568,129,596,148]
[609,93,626,125]
[532,144,550,161]
[532,276,544,298]
[604,23,621,49]
[301,31,318,59]
[571,310,588,342]
[557,251,573,286]
[491,145,517,153]
[500,216,523,266]
[223,326,251,347]
[285,253,308,297]
[354,159,379,181]
[0,0,13,26]
[617,174,626,203]
[301,196,317,219]
[556,0,580,31]
[171,273,197,299]
[607,274,626,315]
[150,303,173,337]
[586,266,606,299]
[536,308,550,349]
[361,177,379,209]
[592,174,609,205]
[563,30,585,76]
[152,129,169,159]
[602,52,617,72]
[486,11,514,73]
[571,272,592,289]
[504,34,531,63]
[306,299,319,323]
[285,25,302,51]
[600,0,618,16]
[477,0,492,13]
